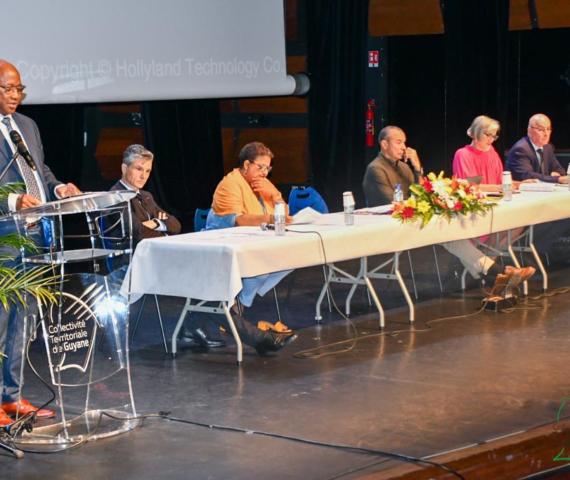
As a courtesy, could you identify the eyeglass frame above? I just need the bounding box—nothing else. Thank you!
[250,161,273,174]
[530,125,552,134]
[483,131,499,140]
[0,84,26,95]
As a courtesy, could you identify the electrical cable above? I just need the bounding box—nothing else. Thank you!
[99,409,464,478]
[162,414,466,479]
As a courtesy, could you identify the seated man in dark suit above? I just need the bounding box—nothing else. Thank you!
[506,113,568,184]
[111,144,224,349]
[506,114,570,254]
[110,144,181,245]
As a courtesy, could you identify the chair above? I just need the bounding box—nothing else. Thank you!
[194,208,210,232]
[286,186,332,311]
[95,210,169,353]
[288,186,329,215]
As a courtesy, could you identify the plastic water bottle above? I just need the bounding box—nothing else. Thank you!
[274,202,286,236]
[567,163,570,191]
[502,171,513,201]
[393,183,404,203]
[343,191,355,226]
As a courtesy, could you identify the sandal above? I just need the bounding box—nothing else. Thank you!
[257,320,293,334]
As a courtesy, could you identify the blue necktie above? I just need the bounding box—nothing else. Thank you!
[1,116,43,201]
[536,148,545,174]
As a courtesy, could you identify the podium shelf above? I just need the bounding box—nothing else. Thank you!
[22,248,129,265]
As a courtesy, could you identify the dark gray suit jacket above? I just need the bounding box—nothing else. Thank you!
[0,112,62,211]
[505,136,565,183]
[110,181,181,245]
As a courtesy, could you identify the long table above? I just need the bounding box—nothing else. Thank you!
[127,188,570,362]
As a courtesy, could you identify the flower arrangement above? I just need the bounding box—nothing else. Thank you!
[392,171,495,227]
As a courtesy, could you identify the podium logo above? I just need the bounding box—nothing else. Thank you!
[46,285,103,374]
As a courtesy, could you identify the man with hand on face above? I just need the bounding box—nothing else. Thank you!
[110,144,181,245]
[0,59,82,425]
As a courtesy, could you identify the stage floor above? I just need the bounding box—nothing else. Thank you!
[2,246,570,479]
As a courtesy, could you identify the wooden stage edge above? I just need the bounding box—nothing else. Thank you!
[358,419,570,480]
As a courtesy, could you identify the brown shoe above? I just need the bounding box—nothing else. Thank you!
[0,409,14,426]
[490,273,510,295]
[504,266,536,285]
[2,399,55,419]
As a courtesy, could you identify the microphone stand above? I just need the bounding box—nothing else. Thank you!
[0,414,31,458]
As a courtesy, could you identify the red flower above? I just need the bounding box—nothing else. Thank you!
[402,206,415,219]
[422,179,433,193]
[454,201,463,211]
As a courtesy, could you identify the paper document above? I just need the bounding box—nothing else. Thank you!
[519,182,556,192]
[291,207,323,224]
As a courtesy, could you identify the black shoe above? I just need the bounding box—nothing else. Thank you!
[254,332,298,356]
[180,327,226,349]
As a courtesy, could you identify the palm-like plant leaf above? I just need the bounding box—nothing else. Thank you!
[0,265,60,311]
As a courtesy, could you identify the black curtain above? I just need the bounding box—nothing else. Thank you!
[142,99,223,232]
[18,104,85,185]
[442,0,510,167]
[306,0,369,210]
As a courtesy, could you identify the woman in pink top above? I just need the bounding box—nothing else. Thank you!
[453,115,503,184]
[453,115,525,246]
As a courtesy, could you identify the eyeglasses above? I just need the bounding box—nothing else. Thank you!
[483,132,499,140]
[0,84,26,95]
[251,162,272,174]
[530,125,552,134]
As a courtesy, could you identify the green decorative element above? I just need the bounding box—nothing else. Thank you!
[392,171,496,228]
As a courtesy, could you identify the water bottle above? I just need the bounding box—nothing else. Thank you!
[567,163,570,191]
[393,183,404,203]
[502,171,513,201]
[273,202,286,236]
[343,191,355,226]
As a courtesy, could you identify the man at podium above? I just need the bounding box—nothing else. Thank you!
[0,59,81,425]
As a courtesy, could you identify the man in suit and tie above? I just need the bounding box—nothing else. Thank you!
[0,59,81,425]
[110,145,224,349]
[110,144,181,245]
[506,113,568,184]
[506,113,570,254]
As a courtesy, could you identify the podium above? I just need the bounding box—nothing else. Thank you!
[2,191,141,448]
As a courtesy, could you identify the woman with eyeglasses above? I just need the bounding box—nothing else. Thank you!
[452,115,503,184]
[197,141,297,355]
[208,141,290,228]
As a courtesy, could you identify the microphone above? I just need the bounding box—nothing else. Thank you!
[9,130,37,171]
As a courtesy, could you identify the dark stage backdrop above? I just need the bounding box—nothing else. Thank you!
[306,0,369,210]
[18,104,85,186]
[141,99,224,231]
[384,1,570,175]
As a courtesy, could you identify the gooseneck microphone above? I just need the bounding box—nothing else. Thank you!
[9,130,37,171]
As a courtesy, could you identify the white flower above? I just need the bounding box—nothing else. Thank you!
[432,180,447,196]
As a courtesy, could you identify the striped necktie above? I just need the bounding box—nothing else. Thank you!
[536,148,546,174]
[1,116,43,201]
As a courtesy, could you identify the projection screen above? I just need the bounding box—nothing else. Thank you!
[7,0,296,104]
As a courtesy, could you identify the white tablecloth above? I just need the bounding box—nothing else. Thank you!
[128,189,570,303]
